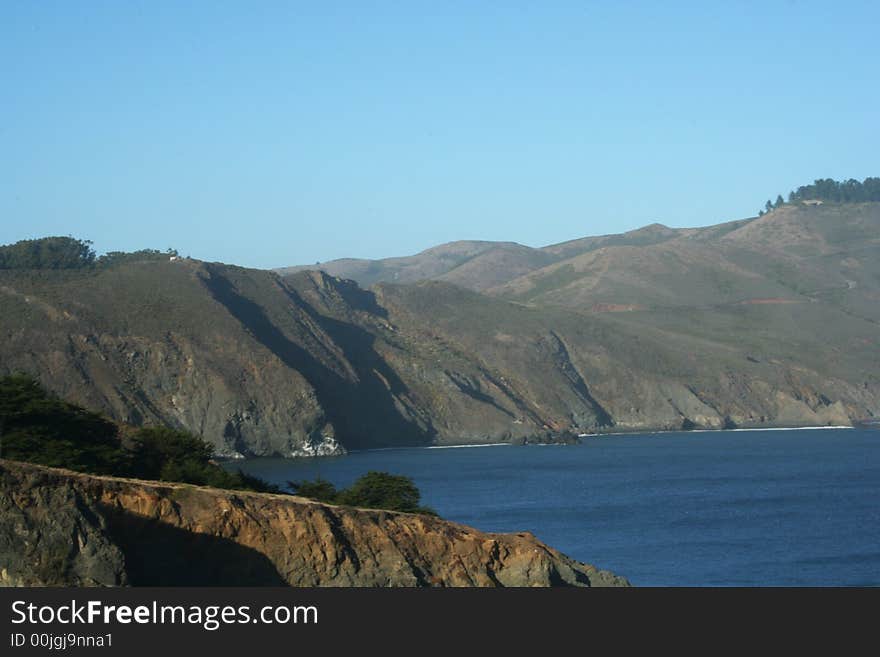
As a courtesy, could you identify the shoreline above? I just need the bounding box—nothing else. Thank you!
[220,424,859,462]
[342,425,858,456]
[577,425,854,438]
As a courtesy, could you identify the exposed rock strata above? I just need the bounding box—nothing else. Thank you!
[0,460,629,587]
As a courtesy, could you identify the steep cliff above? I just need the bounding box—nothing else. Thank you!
[0,261,340,458]
[0,460,628,587]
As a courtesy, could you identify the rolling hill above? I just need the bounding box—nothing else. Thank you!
[281,203,880,321]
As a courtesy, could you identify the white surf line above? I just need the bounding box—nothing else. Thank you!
[425,443,512,449]
[726,426,853,432]
[578,425,853,438]
[359,426,856,453]
[354,442,512,454]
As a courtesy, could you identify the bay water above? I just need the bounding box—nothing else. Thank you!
[229,428,880,586]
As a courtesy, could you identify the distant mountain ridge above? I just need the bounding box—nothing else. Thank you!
[278,178,880,297]
[276,218,756,294]
[278,202,880,320]
[277,239,555,291]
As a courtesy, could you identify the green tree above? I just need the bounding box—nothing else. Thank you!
[0,237,96,269]
[338,471,436,514]
[0,374,125,474]
[98,248,177,267]
[288,471,437,515]
[288,477,339,503]
[129,427,213,477]
[128,426,280,491]
[765,176,880,210]
[0,374,277,492]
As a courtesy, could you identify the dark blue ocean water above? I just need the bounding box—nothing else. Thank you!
[230,429,880,586]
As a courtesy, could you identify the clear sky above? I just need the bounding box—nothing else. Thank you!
[2,1,878,269]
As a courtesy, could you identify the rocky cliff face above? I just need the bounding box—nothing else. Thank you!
[0,460,628,587]
[0,262,340,458]
[0,261,611,456]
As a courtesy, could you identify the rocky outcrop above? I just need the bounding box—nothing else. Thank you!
[0,460,629,587]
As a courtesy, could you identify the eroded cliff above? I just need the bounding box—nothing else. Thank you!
[0,460,628,587]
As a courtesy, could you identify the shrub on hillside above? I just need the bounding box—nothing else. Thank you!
[287,476,339,503]
[0,374,125,474]
[0,237,96,270]
[0,374,277,492]
[288,471,436,515]
[127,426,280,491]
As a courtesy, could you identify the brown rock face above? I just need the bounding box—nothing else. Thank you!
[0,461,628,587]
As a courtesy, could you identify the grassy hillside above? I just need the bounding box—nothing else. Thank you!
[280,202,880,324]
[3,202,879,456]
[489,203,880,309]
[275,240,528,288]
[373,279,878,433]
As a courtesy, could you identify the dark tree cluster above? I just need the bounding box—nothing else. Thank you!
[760,177,880,215]
[0,236,96,270]
[125,426,278,490]
[0,374,276,492]
[0,374,436,513]
[288,471,437,515]
[98,248,179,267]
[0,374,124,474]
[0,237,178,270]
[789,177,880,204]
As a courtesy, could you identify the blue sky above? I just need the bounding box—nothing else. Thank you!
[2,1,878,268]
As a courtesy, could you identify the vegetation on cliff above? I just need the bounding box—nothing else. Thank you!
[126,426,278,491]
[0,236,97,270]
[0,236,178,270]
[0,373,125,474]
[760,176,880,214]
[289,471,437,515]
[0,374,275,492]
[0,374,438,512]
